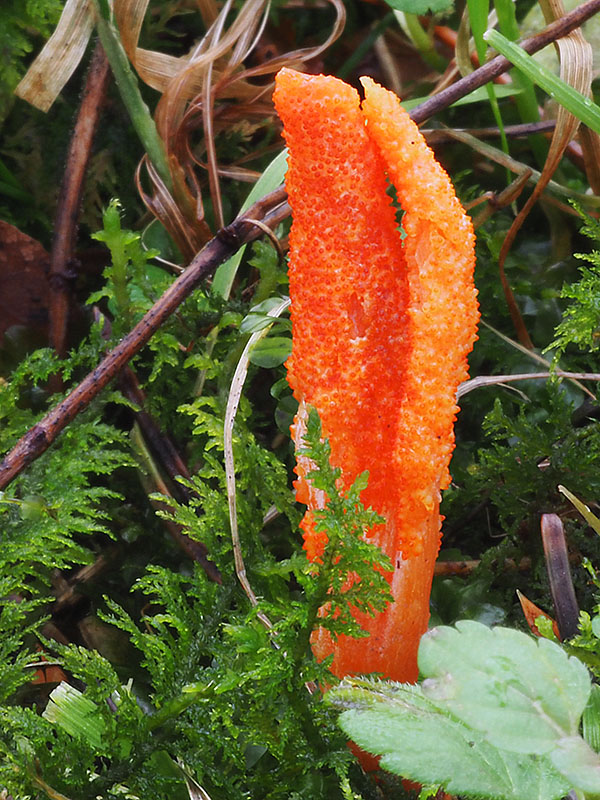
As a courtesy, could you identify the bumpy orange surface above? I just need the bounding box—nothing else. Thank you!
[274,68,478,682]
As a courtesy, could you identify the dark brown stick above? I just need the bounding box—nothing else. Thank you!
[0,188,290,490]
[119,366,192,499]
[50,43,111,358]
[410,0,600,125]
[118,367,223,582]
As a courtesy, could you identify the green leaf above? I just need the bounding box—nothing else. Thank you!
[450,83,523,106]
[583,684,600,753]
[240,297,291,334]
[484,30,600,133]
[248,336,292,368]
[240,314,291,334]
[43,682,106,750]
[401,83,522,111]
[418,621,591,754]
[328,622,596,798]
[330,680,569,800]
[212,149,289,299]
[467,0,489,66]
[383,0,453,14]
[558,484,600,536]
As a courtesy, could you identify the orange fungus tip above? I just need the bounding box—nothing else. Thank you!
[274,69,479,683]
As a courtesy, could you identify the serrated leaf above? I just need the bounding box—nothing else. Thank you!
[332,680,569,800]
[418,621,591,755]
[248,336,292,368]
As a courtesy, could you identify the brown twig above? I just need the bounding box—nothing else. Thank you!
[118,366,223,583]
[49,42,111,358]
[0,187,290,490]
[119,366,192,500]
[410,0,600,125]
[424,120,557,144]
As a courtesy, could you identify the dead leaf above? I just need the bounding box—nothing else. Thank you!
[0,221,50,343]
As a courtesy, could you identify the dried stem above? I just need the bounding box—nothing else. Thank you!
[224,296,290,629]
[424,120,557,143]
[0,187,289,490]
[119,366,192,499]
[131,421,223,583]
[49,42,111,359]
[458,370,600,398]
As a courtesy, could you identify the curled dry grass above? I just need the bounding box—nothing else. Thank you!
[115,0,345,260]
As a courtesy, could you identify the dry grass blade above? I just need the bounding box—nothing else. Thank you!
[115,0,344,244]
[517,589,560,638]
[455,4,474,78]
[558,484,600,537]
[454,4,499,78]
[496,0,594,347]
[135,155,212,262]
[579,121,600,194]
[224,296,290,629]
[15,0,94,112]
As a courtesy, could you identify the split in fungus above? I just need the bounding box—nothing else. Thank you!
[273,69,479,683]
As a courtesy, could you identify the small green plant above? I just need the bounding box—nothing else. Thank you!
[0,384,393,798]
[0,0,62,123]
[551,208,600,359]
[327,620,600,800]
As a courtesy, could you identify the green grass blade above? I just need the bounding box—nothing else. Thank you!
[467,0,489,64]
[485,29,600,133]
[558,484,600,536]
[467,0,510,182]
[493,0,546,167]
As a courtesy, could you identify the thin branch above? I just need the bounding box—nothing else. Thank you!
[50,42,111,359]
[424,120,557,144]
[410,0,600,125]
[479,319,597,398]
[458,371,600,398]
[119,366,222,583]
[434,557,532,577]
[0,187,289,491]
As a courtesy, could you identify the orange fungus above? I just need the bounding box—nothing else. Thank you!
[273,69,479,683]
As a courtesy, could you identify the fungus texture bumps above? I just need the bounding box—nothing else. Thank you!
[274,69,479,682]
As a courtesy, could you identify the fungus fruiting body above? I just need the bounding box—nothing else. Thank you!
[274,69,479,683]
